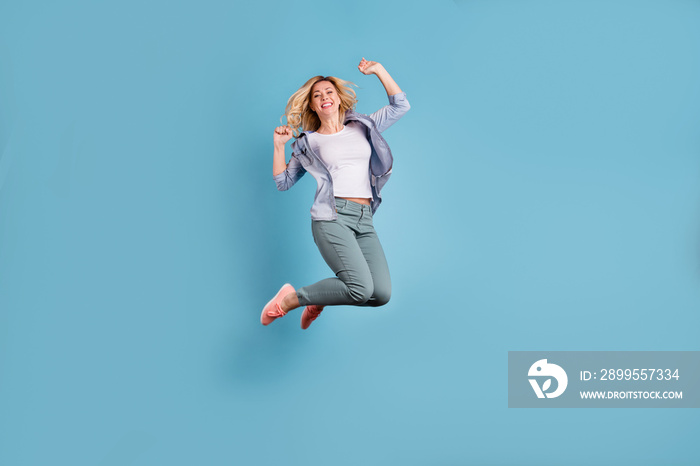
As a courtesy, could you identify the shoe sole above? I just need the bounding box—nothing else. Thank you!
[261,283,293,326]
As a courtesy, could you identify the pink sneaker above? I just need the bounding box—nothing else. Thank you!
[261,283,296,326]
[301,305,324,329]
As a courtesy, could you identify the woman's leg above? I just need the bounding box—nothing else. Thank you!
[294,216,374,307]
[281,199,391,312]
[283,198,385,310]
[355,221,391,307]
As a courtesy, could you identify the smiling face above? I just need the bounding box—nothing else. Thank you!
[310,80,340,116]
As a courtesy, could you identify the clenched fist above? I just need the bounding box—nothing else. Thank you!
[273,125,293,146]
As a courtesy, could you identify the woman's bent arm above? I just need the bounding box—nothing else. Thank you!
[272,125,306,191]
[374,65,402,97]
[368,92,411,133]
[273,142,287,177]
[358,59,410,132]
[358,58,402,97]
[272,143,306,191]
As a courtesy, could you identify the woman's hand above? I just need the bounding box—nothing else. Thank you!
[358,57,383,76]
[273,125,293,146]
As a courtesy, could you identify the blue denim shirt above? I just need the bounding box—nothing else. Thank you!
[273,91,411,220]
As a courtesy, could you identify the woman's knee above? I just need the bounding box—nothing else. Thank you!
[370,284,391,307]
[346,279,374,305]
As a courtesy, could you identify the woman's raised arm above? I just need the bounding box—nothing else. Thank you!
[358,58,402,97]
[358,58,411,133]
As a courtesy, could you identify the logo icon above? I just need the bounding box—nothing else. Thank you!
[528,359,568,398]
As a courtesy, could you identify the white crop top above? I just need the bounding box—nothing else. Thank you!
[307,121,373,199]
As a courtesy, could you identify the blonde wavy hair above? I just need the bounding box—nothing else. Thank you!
[282,76,359,138]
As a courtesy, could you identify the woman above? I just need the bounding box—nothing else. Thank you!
[261,57,410,329]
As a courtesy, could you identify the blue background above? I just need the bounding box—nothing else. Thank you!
[1,0,699,464]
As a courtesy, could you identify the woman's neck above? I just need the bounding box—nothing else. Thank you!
[316,116,344,135]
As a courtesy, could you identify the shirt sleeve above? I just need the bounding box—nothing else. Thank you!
[273,152,306,191]
[367,91,411,133]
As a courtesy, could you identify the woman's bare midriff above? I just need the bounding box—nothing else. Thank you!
[336,196,371,206]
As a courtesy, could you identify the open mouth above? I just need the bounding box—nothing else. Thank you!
[321,102,332,108]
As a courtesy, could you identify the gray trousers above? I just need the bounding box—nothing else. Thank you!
[296,198,391,307]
